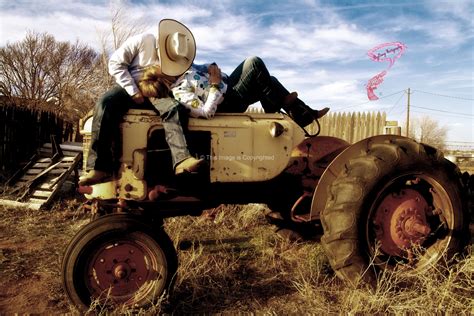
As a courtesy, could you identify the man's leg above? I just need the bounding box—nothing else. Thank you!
[87,86,134,172]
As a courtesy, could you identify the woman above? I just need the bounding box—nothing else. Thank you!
[169,56,329,127]
[137,65,205,175]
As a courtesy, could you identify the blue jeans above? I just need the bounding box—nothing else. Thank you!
[87,86,190,172]
[218,56,306,113]
[149,98,191,167]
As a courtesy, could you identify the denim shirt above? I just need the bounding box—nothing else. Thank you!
[171,63,228,119]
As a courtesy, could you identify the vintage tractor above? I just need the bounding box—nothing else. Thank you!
[62,104,470,310]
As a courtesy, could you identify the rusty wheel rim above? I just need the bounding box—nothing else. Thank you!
[85,235,166,306]
[367,174,455,271]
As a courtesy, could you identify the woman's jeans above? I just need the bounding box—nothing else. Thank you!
[87,86,190,173]
[218,56,306,113]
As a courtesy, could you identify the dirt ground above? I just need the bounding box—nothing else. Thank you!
[0,200,87,314]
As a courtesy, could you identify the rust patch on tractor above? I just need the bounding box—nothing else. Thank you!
[284,136,349,222]
[287,136,349,190]
[87,241,153,298]
[373,188,431,257]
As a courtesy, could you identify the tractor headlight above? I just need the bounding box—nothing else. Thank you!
[269,122,285,137]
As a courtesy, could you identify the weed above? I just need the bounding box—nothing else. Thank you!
[0,200,472,314]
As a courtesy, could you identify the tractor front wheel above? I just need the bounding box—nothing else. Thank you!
[62,213,177,311]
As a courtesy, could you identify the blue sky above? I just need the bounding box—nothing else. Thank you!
[1,0,473,144]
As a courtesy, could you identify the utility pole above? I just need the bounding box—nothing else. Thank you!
[406,88,411,137]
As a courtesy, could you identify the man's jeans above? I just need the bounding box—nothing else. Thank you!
[218,56,306,113]
[87,86,190,173]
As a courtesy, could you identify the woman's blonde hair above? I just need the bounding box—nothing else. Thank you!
[138,66,176,98]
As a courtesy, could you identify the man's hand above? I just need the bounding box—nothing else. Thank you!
[132,91,145,104]
[208,63,221,85]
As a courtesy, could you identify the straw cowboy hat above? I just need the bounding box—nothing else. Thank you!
[158,19,196,76]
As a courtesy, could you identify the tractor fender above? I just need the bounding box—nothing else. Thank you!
[286,135,350,199]
[309,134,409,221]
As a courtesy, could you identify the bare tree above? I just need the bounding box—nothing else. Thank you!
[409,115,448,150]
[95,31,115,91]
[0,31,99,119]
[109,2,147,50]
[92,1,148,99]
[0,32,56,106]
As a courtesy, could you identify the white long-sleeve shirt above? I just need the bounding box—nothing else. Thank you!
[108,32,160,97]
[171,64,228,119]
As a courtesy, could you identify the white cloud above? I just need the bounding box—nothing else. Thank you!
[0,1,394,64]
[190,14,254,53]
[417,21,468,47]
[133,3,212,24]
[258,22,383,65]
[378,13,472,49]
[311,80,361,100]
[0,0,471,142]
[424,0,474,24]
[0,12,111,49]
[447,122,464,127]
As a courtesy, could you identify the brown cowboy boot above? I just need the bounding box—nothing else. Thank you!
[315,107,330,119]
[175,157,206,175]
[283,92,330,127]
[283,92,298,106]
[78,170,111,186]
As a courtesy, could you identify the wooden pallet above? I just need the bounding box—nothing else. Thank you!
[1,142,82,210]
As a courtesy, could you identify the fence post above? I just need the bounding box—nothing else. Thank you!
[318,111,388,143]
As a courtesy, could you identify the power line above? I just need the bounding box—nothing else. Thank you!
[333,90,405,111]
[386,90,406,115]
[332,88,472,113]
[412,89,474,101]
[411,105,474,117]
[445,141,474,144]
[410,110,474,119]
[406,88,411,136]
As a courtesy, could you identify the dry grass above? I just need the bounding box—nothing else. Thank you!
[0,198,472,314]
[165,204,474,314]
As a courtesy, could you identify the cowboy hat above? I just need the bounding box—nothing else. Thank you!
[158,19,196,76]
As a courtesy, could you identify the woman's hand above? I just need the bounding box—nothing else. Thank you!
[208,63,221,85]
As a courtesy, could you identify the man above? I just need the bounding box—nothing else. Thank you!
[79,19,203,186]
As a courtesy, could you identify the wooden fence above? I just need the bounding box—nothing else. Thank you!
[0,104,74,178]
[308,111,388,143]
[247,107,394,143]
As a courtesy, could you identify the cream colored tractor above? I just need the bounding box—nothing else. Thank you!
[62,106,470,311]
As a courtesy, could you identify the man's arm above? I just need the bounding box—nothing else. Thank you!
[108,34,144,99]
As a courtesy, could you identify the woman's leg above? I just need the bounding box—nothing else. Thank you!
[150,97,204,174]
[219,56,288,113]
[259,76,294,113]
[219,56,329,127]
[150,98,191,168]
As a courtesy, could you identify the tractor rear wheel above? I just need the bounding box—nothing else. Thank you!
[320,138,469,286]
[62,213,177,311]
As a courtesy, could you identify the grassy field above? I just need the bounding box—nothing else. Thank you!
[0,194,473,314]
